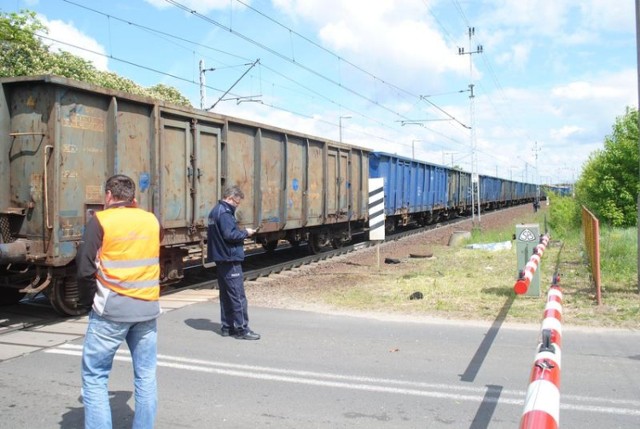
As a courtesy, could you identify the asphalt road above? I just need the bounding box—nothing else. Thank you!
[1,291,639,428]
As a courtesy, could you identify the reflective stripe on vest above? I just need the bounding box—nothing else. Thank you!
[95,207,160,301]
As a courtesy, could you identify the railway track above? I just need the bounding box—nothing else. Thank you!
[0,202,534,362]
[0,213,474,342]
[166,213,470,294]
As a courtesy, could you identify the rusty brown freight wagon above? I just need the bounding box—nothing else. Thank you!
[0,75,370,315]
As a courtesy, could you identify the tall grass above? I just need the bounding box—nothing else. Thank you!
[549,194,638,292]
[467,209,548,245]
[547,192,581,239]
[304,200,639,327]
[600,227,638,284]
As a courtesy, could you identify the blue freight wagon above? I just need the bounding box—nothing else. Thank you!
[369,152,450,231]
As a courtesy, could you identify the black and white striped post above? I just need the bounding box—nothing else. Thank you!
[368,178,385,269]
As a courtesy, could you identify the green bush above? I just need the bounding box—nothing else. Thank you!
[574,107,639,227]
[547,193,581,238]
[1,10,192,107]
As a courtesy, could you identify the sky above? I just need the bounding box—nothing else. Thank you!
[3,0,637,185]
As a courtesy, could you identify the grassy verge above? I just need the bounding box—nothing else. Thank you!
[316,208,640,329]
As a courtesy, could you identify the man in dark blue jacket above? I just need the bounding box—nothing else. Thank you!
[207,185,259,340]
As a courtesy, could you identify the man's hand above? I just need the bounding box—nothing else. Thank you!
[246,228,256,237]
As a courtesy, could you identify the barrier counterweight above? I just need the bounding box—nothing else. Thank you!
[514,233,551,295]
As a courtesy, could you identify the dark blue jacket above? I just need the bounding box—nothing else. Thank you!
[207,200,248,262]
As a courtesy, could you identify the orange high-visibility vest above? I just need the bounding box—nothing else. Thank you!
[95,207,160,301]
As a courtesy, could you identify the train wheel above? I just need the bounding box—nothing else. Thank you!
[385,220,396,234]
[307,235,322,254]
[262,240,278,252]
[49,275,87,317]
[331,238,344,249]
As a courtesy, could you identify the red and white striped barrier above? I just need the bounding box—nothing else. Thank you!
[514,234,551,294]
[519,274,563,429]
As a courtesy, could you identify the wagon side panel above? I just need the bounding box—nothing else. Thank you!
[225,122,257,228]
[159,116,192,230]
[306,140,324,226]
[284,135,305,228]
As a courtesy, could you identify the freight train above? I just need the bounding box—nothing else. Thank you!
[0,75,538,316]
[370,152,539,232]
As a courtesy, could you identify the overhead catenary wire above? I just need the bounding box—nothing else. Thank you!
[48,0,509,164]
[57,2,459,129]
[162,0,417,122]
[440,0,543,162]
[44,0,552,178]
[53,2,412,139]
[34,31,446,156]
[53,0,473,155]
[229,0,469,129]
[162,0,473,129]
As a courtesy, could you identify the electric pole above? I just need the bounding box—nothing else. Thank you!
[199,60,216,110]
[533,141,541,203]
[635,0,640,292]
[199,60,205,110]
[458,27,483,223]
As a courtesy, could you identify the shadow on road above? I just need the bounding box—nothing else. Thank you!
[469,384,504,429]
[459,294,515,382]
[460,295,515,428]
[60,391,133,429]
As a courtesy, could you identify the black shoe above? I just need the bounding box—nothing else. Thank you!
[234,330,260,340]
[220,327,235,337]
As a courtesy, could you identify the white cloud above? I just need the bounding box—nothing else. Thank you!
[144,0,248,12]
[580,0,633,32]
[8,0,636,186]
[318,21,359,51]
[272,0,468,93]
[482,1,571,37]
[551,125,585,140]
[552,70,636,102]
[509,42,532,71]
[267,1,633,173]
[552,81,600,100]
[38,16,109,71]
[143,0,172,8]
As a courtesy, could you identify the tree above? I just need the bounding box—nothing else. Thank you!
[0,10,192,107]
[575,107,639,227]
[147,83,192,106]
[0,11,49,77]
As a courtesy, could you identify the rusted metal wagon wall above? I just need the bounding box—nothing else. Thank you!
[223,121,368,250]
[447,169,472,214]
[0,75,370,314]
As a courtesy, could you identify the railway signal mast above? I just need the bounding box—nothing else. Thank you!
[458,27,483,223]
[533,141,542,204]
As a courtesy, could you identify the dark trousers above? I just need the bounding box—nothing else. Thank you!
[216,261,249,332]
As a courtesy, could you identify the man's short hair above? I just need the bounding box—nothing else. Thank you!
[105,174,136,202]
[223,185,244,200]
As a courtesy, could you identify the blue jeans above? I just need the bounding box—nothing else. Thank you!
[82,311,158,429]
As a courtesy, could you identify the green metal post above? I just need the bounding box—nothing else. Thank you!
[516,223,541,297]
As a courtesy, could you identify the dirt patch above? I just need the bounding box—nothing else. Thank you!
[246,204,538,318]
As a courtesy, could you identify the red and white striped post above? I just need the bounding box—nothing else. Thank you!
[514,233,551,295]
[519,274,562,429]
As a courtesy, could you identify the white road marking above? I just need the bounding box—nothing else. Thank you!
[46,344,640,417]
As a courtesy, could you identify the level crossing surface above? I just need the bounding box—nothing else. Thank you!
[1,290,639,428]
